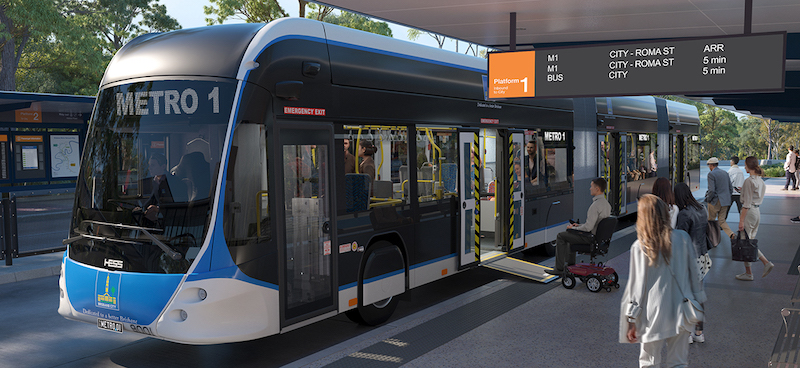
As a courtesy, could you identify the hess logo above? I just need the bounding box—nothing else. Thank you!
[104,259,124,269]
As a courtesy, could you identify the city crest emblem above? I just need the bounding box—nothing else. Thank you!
[95,271,121,311]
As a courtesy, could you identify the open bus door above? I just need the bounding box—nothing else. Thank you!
[458,128,555,282]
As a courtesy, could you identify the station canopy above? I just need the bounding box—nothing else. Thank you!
[316,0,800,122]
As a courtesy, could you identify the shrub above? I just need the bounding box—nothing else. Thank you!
[763,166,785,177]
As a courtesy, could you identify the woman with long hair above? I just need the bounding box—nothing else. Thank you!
[674,182,710,343]
[735,156,774,281]
[358,140,377,182]
[620,194,706,367]
[652,177,678,228]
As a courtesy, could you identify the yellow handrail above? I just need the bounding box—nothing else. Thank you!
[355,127,362,174]
[255,190,268,235]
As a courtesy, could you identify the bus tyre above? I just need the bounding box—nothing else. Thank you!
[345,295,400,326]
[345,241,404,326]
[544,240,557,257]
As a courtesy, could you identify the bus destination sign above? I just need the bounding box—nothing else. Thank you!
[487,32,785,99]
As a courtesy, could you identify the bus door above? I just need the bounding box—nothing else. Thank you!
[277,123,337,328]
[458,128,554,283]
[507,130,525,252]
[457,130,479,269]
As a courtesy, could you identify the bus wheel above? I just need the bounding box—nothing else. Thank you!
[345,241,404,326]
[345,295,400,326]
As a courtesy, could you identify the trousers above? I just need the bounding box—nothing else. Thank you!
[742,206,766,267]
[639,330,690,368]
[786,171,797,189]
[554,230,593,271]
[707,199,733,238]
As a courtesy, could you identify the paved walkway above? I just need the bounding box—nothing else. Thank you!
[287,176,800,367]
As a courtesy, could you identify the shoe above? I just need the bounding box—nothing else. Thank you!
[692,332,705,343]
[736,273,754,281]
[792,217,800,223]
[688,334,694,344]
[544,269,563,276]
[763,262,775,277]
[793,188,799,191]
[783,188,789,191]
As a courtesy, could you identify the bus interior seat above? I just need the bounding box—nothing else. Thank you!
[441,163,457,193]
[418,166,433,197]
[373,180,393,199]
[171,152,211,202]
[345,173,371,212]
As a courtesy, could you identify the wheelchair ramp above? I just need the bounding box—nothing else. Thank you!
[483,256,558,283]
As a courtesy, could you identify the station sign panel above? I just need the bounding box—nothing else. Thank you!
[488,32,785,99]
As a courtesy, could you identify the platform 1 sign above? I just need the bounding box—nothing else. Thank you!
[487,32,785,99]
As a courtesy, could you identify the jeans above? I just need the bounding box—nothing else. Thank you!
[785,171,797,189]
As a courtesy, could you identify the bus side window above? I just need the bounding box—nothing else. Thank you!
[416,127,457,203]
[342,126,409,213]
[223,122,271,265]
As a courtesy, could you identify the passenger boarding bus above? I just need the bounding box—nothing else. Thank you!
[59,18,699,344]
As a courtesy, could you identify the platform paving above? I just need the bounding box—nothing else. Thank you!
[286,175,800,367]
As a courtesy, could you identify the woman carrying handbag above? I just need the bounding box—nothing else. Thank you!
[620,195,706,368]
[735,156,774,281]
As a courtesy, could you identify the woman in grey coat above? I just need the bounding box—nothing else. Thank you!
[674,182,709,343]
[620,195,706,368]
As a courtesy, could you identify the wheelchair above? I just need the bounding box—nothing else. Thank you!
[561,217,620,293]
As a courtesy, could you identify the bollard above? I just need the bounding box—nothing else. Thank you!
[8,197,18,260]
[1,199,8,265]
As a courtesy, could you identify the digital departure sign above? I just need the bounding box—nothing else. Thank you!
[488,32,786,99]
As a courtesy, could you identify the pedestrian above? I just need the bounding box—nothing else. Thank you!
[705,157,734,239]
[727,156,744,215]
[783,145,798,191]
[620,194,706,368]
[652,177,678,228]
[358,140,376,182]
[735,156,775,281]
[674,182,710,344]
[794,149,800,186]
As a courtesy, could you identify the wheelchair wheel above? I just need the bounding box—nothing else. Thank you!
[586,276,602,292]
[562,274,576,289]
[608,271,619,285]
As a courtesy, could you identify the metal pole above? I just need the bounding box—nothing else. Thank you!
[9,196,18,260]
[509,12,517,51]
[744,0,752,34]
[2,198,9,265]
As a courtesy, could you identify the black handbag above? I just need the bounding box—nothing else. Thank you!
[731,230,759,262]
[707,220,721,249]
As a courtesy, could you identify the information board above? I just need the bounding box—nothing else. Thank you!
[50,135,81,178]
[488,32,785,99]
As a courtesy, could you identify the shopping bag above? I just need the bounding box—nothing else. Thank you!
[707,220,721,249]
[731,230,759,262]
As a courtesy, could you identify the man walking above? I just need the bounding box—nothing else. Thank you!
[727,156,744,215]
[784,145,798,191]
[706,157,734,238]
[545,178,611,275]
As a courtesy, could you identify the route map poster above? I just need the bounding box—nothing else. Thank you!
[50,135,81,178]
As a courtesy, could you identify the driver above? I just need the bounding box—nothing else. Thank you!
[139,153,174,224]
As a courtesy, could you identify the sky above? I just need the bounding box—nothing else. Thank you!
[156,0,468,53]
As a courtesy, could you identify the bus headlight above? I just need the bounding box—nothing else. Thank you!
[198,288,207,301]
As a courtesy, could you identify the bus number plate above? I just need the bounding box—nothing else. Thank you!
[97,318,123,334]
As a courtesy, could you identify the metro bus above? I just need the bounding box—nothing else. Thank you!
[59,18,699,344]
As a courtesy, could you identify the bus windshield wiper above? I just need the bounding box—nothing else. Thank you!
[65,221,182,260]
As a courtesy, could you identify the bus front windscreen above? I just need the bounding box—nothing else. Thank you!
[69,80,236,274]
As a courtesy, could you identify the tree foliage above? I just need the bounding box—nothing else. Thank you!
[310,9,392,37]
[204,0,287,25]
[0,0,65,91]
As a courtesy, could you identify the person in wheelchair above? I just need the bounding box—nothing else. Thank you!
[545,177,612,275]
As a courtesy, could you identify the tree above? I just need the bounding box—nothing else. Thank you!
[0,0,64,91]
[313,11,392,37]
[408,28,445,48]
[699,105,738,159]
[204,0,287,25]
[303,3,333,22]
[73,0,180,54]
[736,116,768,159]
